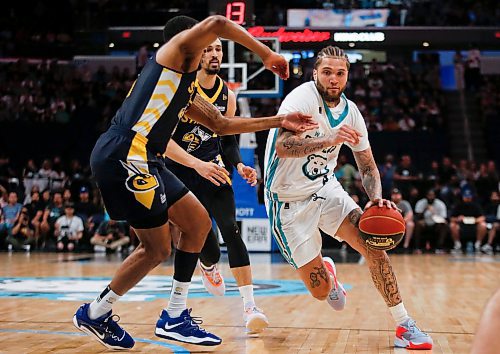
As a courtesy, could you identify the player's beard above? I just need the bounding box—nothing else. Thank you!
[315,80,345,104]
[204,61,220,75]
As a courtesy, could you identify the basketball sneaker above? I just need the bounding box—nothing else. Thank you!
[73,303,134,350]
[155,308,222,346]
[243,306,269,334]
[394,318,433,350]
[323,256,347,311]
[199,261,225,296]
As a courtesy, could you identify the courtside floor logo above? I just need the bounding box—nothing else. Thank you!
[0,276,352,301]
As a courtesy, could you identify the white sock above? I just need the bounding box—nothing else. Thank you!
[389,302,410,325]
[88,285,121,320]
[238,285,255,310]
[166,280,190,318]
[475,241,481,249]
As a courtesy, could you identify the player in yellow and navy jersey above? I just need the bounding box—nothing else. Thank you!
[73,15,317,350]
[165,38,269,334]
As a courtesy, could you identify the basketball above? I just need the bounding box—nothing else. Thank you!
[359,206,405,251]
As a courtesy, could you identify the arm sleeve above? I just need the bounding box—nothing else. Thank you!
[76,217,84,232]
[414,200,425,214]
[221,135,243,168]
[345,102,370,152]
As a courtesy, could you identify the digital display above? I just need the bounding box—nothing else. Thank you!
[209,0,254,26]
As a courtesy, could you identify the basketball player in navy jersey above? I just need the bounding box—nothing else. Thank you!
[165,38,268,334]
[72,15,317,350]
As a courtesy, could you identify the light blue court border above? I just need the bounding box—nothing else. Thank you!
[0,328,190,353]
[0,276,353,301]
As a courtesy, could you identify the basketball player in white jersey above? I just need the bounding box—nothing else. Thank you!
[264,46,433,350]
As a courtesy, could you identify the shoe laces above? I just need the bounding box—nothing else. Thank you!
[405,319,428,335]
[203,265,222,284]
[103,314,124,340]
[183,309,207,333]
[245,306,263,315]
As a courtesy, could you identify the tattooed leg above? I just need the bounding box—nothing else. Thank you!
[297,256,332,300]
[338,212,403,307]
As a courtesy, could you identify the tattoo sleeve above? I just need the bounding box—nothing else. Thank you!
[353,235,402,307]
[276,129,332,158]
[309,264,329,288]
[353,147,382,202]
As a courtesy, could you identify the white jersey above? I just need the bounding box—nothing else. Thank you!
[264,81,369,202]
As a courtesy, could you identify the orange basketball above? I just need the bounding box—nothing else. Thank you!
[359,206,405,250]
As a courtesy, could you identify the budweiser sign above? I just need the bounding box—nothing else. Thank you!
[248,26,331,43]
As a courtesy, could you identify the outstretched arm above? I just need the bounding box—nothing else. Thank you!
[158,16,287,78]
[184,93,317,135]
[275,125,361,158]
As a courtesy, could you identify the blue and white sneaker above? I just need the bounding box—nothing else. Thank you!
[395,318,433,350]
[155,308,222,346]
[73,303,135,350]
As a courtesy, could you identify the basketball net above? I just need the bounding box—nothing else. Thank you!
[226,81,242,94]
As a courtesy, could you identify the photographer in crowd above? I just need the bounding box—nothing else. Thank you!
[54,202,84,252]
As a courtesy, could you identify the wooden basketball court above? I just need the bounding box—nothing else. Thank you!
[0,251,498,353]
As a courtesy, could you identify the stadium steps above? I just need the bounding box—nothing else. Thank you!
[445,91,488,161]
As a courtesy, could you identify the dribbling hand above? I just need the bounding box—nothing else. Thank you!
[365,198,400,211]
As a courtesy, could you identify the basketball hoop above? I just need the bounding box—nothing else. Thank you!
[226,81,242,94]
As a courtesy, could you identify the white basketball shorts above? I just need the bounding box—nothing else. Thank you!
[265,180,359,269]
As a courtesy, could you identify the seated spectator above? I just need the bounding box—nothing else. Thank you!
[391,188,414,252]
[6,207,35,251]
[394,155,419,197]
[414,189,448,253]
[450,189,487,253]
[91,219,130,253]
[0,191,23,237]
[398,114,416,131]
[54,202,84,252]
[40,191,64,245]
[481,191,500,255]
[24,190,44,243]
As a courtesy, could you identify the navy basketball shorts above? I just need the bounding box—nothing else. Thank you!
[90,126,188,229]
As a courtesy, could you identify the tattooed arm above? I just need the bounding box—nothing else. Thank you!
[275,125,362,158]
[353,147,382,202]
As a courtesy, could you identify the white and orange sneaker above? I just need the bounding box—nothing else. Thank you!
[323,256,347,311]
[199,261,225,296]
[243,305,269,334]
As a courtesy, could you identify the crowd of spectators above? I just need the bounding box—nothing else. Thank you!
[334,153,499,254]
[0,156,134,253]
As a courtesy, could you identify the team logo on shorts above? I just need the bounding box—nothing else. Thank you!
[120,161,159,193]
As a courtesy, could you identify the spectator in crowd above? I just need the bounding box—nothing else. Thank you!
[439,157,457,186]
[398,114,416,131]
[335,154,357,191]
[90,219,129,253]
[379,154,396,199]
[25,190,44,242]
[0,191,22,236]
[450,189,487,253]
[394,155,419,197]
[54,202,84,252]
[391,188,415,252]
[63,187,73,204]
[40,190,64,245]
[481,190,500,255]
[6,207,35,251]
[465,44,481,91]
[414,189,448,253]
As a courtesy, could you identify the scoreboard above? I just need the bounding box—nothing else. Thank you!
[209,0,255,26]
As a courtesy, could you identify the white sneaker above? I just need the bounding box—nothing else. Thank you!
[244,306,269,334]
[451,241,462,254]
[481,244,494,255]
[323,257,347,311]
[199,261,225,296]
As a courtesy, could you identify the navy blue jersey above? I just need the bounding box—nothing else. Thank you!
[168,75,228,163]
[111,55,197,155]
